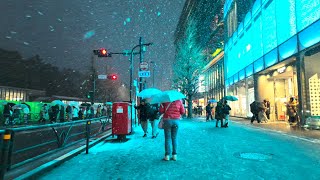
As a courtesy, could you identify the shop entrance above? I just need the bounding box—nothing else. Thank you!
[268,66,297,121]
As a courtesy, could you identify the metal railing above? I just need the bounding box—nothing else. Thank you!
[0,116,111,179]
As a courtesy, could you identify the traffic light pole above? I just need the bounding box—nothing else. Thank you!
[91,55,96,104]
[139,37,144,94]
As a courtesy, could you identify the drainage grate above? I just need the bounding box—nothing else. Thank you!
[234,152,273,161]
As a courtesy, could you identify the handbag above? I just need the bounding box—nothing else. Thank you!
[158,103,172,129]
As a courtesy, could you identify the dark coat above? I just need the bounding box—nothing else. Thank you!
[135,103,151,121]
[215,102,225,120]
[148,104,159,121]
[205,104,212,115]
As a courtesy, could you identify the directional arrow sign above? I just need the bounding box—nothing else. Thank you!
[138,71,150,77]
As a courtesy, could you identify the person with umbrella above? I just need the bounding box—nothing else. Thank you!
[215,100,225,127]
[223,100,231,127]
[134,99,151,137]
[3,104,12,125]
[148,103,160,139]
[159,99,185,161]
[40,104,48,123]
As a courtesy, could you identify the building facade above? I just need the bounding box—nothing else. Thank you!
[0,86,45,102]
[224,0,320,124]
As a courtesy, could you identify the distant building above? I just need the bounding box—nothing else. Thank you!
[0,85,45,102]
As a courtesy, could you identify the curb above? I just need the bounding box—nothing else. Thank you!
[15,131,112,180]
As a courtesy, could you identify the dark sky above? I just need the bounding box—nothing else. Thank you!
[0,0,186,90]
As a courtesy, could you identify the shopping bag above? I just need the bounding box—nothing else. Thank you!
[158,114,164,129]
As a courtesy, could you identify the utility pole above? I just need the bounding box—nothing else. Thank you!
[139,37,144,92]
[91,55,96,104]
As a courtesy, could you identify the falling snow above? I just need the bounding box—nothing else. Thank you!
[37,11,44,15]
[83,30,95,39]
[0,0,186,89]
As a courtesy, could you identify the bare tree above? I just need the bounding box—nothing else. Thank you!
[173,20,206,118]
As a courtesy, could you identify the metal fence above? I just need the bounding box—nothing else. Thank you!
[0,116,111,179]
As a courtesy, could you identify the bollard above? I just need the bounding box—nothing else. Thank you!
[86,120,91,154]
[0,129,13,179]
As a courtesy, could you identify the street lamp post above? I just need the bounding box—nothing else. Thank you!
[129,42,153,103]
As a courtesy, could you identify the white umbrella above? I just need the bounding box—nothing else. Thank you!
[51,100,65,106]
[137,88,162,99]
[105,102,113,105]
[150,90,186,104]
[68,101,79,107]
[12,104,28,110]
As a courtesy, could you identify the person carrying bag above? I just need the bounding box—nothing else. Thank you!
[159,100,185,161]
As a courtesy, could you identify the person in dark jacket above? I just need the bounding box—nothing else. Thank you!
[59,105,65,122]
[205,103,213,121]
[215,100,224,127]
[250,101,260,123]
[149,104,160,138]
[3,104,12,125]
[134,99,151,137]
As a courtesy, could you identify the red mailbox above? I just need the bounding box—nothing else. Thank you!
[112,102,132,138]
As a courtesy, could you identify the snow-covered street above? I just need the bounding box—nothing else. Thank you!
[39,118,320,179]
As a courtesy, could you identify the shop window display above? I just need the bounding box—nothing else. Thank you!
[304,48,320,119]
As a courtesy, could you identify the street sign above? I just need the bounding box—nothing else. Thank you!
[98,75,107,79]
[139,62,149,71]
[138,71,150,77]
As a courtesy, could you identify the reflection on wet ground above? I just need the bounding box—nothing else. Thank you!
[232,117,320,140]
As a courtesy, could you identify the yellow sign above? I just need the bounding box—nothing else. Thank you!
[4,134,11,140]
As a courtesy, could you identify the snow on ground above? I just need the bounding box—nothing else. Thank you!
[39,118,320,180]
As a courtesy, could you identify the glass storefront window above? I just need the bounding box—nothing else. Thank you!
[303,47,320,118]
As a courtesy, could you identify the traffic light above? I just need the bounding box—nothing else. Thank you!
[93,48,111,57]
[107,74,118,80]
[87,91,94,99]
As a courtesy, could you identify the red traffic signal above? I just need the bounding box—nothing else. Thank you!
[100,49,107,55]
[93,48,110,57]
[107,74,118,80]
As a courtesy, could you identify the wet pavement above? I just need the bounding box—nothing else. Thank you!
[37,117,320,180]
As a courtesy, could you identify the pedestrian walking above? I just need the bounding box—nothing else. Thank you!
[287,97,298,124]
[51,104,59,123]
[205,102,213,121]
[23,106,30,124]
[59,105,65,122]
[148,104,160,139]
[263,99,271,120]
[134,99,150,137]
[223,100,231,127]
[3,104,12,125]
[101,106,107,116]
[159,100,185,161]
[250,101,260,123]
[96,104,101,117]
[215,100,224,127]
[72,106,79,120]
[66,105,73,121]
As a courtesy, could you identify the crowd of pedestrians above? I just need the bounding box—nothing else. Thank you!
[1,102,112,126]
[39,103,111,123]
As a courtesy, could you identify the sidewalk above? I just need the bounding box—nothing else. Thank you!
[196,115,320,141]
[37,118,320,179]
